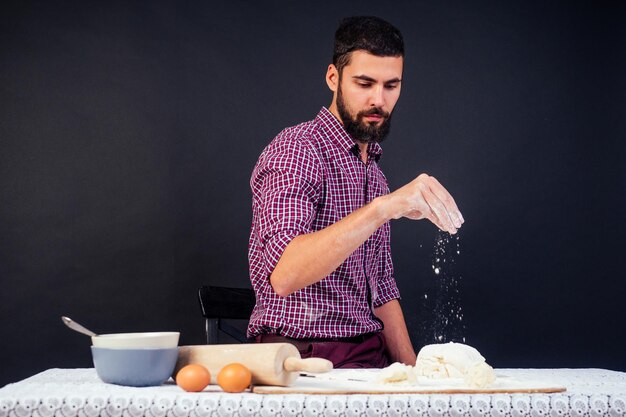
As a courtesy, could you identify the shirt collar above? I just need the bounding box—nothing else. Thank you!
[316,107,383,162]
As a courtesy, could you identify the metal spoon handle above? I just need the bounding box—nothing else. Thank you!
[61,316,97,337]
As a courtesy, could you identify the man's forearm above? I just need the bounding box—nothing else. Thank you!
[270,196,392,297]
[374,299,417,365]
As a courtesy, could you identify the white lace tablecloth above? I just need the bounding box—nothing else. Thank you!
[1,368,625,417]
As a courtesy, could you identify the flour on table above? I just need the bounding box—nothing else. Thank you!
[375,362,416,384]
[371,342,495,388]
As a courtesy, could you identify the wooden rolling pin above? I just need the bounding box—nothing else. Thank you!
[174,343,333,386]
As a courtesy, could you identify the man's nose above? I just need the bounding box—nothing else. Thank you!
[369,85,385,108]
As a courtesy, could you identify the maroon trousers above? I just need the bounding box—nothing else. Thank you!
[256,332,391,369]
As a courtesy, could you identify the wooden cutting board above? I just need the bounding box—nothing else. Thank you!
[252,371,566,394]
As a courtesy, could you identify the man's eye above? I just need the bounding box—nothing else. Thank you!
[358,82,372,88]
[385,84,398,90]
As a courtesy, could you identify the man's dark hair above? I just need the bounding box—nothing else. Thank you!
[333,16,404,75]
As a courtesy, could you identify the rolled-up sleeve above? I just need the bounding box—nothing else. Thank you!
[251,137,322,276]
[373,223,401,307]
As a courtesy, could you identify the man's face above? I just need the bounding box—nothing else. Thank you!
[332,51,403,144]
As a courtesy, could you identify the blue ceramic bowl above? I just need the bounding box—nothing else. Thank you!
[91,346,178,387]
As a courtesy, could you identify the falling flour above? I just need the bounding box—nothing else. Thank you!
[425,230,466,344]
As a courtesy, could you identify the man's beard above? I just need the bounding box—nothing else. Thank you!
[336,85,393,144]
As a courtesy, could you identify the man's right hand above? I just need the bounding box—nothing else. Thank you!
[382,173,464,234]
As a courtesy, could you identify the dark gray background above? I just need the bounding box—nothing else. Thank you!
[1,1,624,387]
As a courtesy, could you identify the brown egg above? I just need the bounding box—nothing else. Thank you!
[217,363,252,393]
[176,364,211,392]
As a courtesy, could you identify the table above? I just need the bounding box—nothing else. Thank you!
[1,368,625,417]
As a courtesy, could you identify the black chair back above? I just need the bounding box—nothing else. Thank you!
[197,285,256,343]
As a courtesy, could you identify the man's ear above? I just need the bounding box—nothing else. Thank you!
[325,64,339,92]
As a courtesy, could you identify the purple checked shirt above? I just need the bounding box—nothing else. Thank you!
[247,107,401,339]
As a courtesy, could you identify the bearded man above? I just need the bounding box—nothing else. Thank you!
[247,16,464,367]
